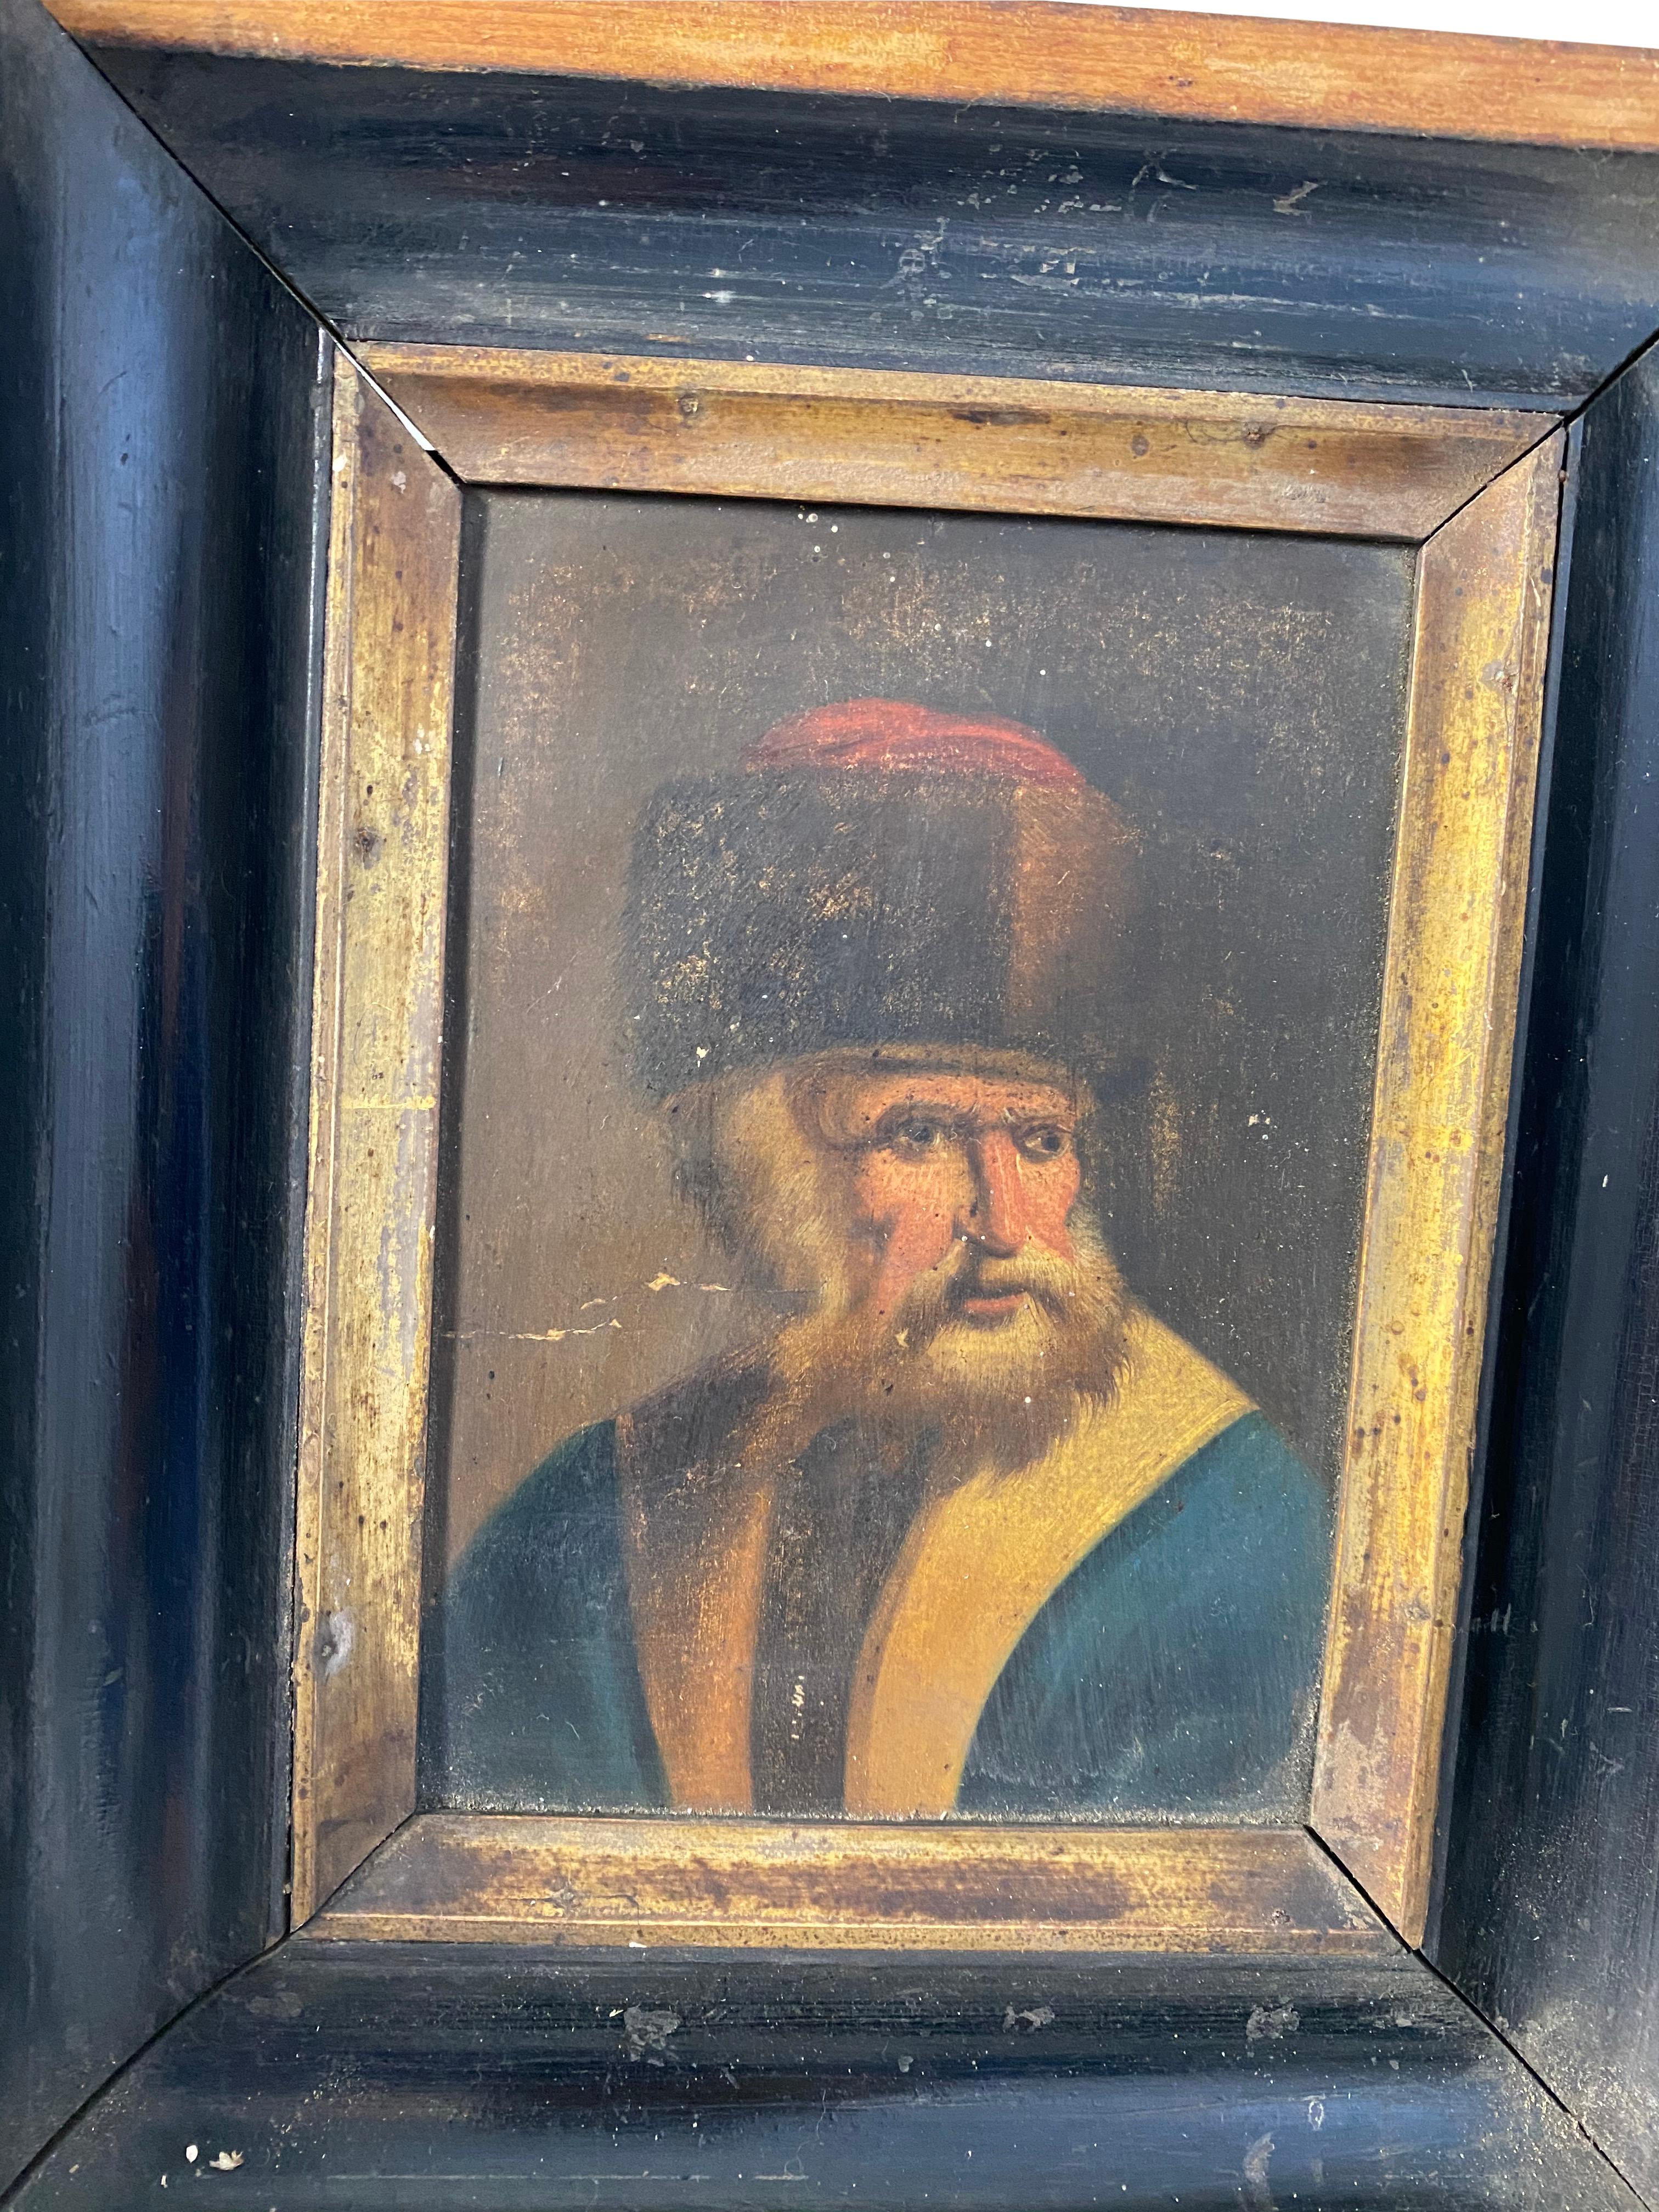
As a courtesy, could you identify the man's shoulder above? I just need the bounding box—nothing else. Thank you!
[456,1352,771,1577]
[1091,1307,1324,1515]
[1069,1387,1330,1598]
[1047,1310,1330,1612]
[487,1412,619,1512]
[453,1415,623,1592]
[436,1415,668,1810]
[967,1390,1329,1819]
[1172,1407,1329,1548]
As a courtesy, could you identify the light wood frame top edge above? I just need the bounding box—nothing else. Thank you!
[49,1,1659,155]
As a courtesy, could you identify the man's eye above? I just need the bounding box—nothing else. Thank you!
[895,1119,944,1150]
[1019,1124,1068,1158]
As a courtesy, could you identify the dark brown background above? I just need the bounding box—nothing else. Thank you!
[427,488,1412,1567]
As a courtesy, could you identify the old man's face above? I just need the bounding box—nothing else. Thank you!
[691,1057,1132,1462]
[821,1070,1084,1321]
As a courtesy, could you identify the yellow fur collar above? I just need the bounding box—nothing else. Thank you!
[616,1306,1251,1816]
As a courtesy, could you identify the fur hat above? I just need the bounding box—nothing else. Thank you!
[623,699,1141,1099]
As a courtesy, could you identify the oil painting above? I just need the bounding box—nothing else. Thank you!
[420,491,1414,1825]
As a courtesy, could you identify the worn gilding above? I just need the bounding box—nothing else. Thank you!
[286,354,1561,1950]
[309,1812,1390,1953]
[360,343,1546,544]
[290,357,460,1922]
[1311,435,1565,1943]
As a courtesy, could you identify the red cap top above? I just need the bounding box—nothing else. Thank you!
[744,698,1086,790]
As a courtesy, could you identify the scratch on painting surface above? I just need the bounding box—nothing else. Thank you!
[453,1273,736,1344]
[498,1319,622,1343]
[449,1319,624,1343]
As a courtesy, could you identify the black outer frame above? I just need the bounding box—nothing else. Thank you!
[62,44,1659,415]
[1432,344,1659,2207]
[2,2,1658,2203]
[0,0,328,2187]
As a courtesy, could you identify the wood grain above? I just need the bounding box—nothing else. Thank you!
[308,1814,1391,1953]
[46,1,1659,153]
[290,357,460,1923]
[360,345,1548,543]
[1311,435,1565,1945]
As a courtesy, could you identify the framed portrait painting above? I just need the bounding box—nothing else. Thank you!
[288,349,1559,1956]
[25,2,1659,2197]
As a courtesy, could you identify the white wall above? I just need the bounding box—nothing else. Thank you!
[1059,0,1654,47]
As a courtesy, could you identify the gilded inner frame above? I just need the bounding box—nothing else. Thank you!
[289,347,1562,1953]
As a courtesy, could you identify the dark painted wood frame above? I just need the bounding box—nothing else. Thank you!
[4,3,1658,2205]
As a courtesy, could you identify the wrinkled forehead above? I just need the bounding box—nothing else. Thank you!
[787,1052,1085,1149]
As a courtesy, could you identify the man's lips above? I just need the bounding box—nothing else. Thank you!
[955,1288,1032,1324]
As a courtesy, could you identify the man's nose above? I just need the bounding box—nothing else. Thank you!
[960,1130,1030,1256]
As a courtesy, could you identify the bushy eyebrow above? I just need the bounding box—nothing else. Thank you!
[866,1099,1077,1144]
[870,1099,970,1138]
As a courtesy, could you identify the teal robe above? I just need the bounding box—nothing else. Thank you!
[428,1372,1329,1821]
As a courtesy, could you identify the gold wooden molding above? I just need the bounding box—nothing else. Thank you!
[287,348,1565,1951]
[48,0,1659,154]
[290,355,461,1923]
[359,345,1548,544]
[1310,433,1565,1943]
[306,1816,1393,1954]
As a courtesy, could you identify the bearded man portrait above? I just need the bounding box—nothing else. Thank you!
[436,698,1329,1821]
